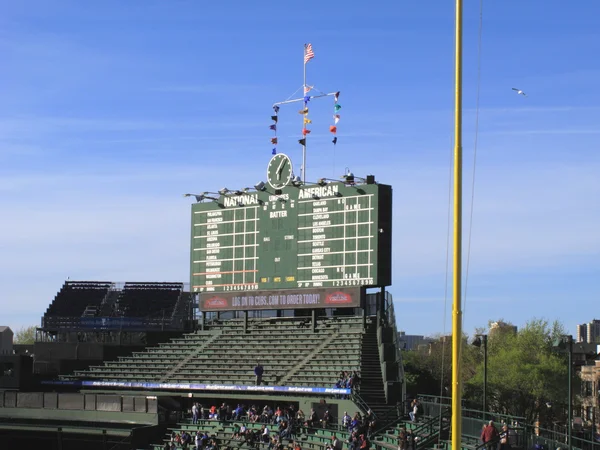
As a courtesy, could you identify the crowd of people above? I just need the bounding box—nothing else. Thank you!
[176,400,378,450]
[167,397,524,450]
[334,371,361,391]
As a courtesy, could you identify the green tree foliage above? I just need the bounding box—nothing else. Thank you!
[13,325,37,345]
[402,334,479,398]
[466,318,569,423]
[402,318,571,424]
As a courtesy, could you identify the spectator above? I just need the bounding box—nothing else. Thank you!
[305,408,318,428]
[499,424,510,450]
[347,432,359,450]
[233,404,244,420]
[481,420,500,450]
[409,400,419,422]
[255,362,264,385]
[397,428,408,450]
[261,424,271,443]
[192,402,199,424]
[342,411,351,430]
[332,434,343,450]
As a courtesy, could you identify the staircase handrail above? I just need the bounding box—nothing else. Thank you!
[351,391,374,418]
[371,404,406,437]
[415,409,451,450]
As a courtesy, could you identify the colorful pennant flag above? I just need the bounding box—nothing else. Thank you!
[302,128,311,135]
[304,43,314,64]
[303,118,312,124]
[304,85,313,94]
[298,138,306,145]
[303,95,311,103]
[299,108,308,115]
[270,106,279,154]
[331,93,341,145]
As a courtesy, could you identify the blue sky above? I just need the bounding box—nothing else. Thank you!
[1,1,599,337]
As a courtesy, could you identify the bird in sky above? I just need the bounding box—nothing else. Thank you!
[512,87,527,97]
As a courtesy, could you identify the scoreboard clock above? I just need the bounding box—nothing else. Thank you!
[267,153,293,189]
[190,174,392,295]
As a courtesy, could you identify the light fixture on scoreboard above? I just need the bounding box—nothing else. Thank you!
[183,192,220,202]
[342,168,355,184]
[339,170,377,186]
[314,177,342,186]
[291,175,303,187]
[218,188,230,195]
[183,193,205,202]
[253,181,267,191]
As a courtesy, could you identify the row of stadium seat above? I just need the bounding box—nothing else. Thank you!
[63,317,365,387]
[115,282,184,318]
[45,281,112,317]
[43,280,185,322]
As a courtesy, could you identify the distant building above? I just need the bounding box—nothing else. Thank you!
[398,332,432,351]
[426,335,452,355]
[579,350,600,436]
[576,319,600,344]
[489,321,518,337]
[0,326,13,355]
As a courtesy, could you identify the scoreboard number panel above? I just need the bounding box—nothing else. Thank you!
[191,181,392,293]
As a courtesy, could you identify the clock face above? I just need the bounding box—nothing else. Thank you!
[267,153,293,189]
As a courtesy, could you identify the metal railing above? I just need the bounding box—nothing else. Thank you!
[382,291,406,407]
[41,315,185,331]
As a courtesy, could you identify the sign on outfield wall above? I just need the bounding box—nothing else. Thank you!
[199,287,361,312]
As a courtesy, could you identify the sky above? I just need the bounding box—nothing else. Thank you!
[1,1,599,338]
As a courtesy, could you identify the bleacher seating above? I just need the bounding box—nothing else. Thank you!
[44,281,112,318]
[115,282,183,318]
[62,316,366,387]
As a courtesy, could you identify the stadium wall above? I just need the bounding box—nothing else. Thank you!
[0,391,158,425]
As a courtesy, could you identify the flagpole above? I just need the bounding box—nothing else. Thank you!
[272,44,337,181]
[451,1,464,450]
[302,43,308,183]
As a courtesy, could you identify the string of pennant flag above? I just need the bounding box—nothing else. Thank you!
[270,106,279,154]
[269,43,341,155]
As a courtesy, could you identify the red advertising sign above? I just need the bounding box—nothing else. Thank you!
[200,287,361,312]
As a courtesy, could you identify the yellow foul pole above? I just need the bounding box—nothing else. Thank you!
[451,0,464,449]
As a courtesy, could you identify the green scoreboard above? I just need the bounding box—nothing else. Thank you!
[190,175,392,295]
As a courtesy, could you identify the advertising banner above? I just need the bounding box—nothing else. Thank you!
[41,380,350,395]
[199,287,361,312]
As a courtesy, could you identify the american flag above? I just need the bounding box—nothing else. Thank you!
[304,43,314,64]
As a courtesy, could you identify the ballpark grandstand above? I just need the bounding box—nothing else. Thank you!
[1,279,409,450]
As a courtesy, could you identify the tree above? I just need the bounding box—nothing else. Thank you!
[13,325,37,345]
[402,334,479,398]
[465,318,569,423]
